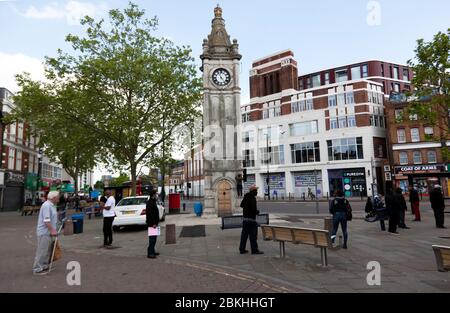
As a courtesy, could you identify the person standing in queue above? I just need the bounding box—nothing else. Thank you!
[102,190,116,248]
[430,185,446,228]
[146,190,160,258]
[385,187,400,234]
[409,186,421,221]
[239,185,263,255]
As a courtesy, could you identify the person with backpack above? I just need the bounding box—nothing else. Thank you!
[329,190,351,249]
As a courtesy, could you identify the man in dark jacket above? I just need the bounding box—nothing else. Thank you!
[329,190,350,249]
[430,185,446,228]
[395,188,410,229]
[239,185,263,255]
[146,190,160,258]
[409,186,421,221]
[385,188,399,234]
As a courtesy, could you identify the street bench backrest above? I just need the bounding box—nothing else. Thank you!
[261,225,331,248]
[433,245,450,271]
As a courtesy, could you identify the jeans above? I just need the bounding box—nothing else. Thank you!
[148,236,157,256]
[103,217,115,246]
[331,212,348,246]
[32,235,53,273]
[239,221,258,253]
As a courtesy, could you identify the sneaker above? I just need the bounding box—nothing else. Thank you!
[388,231,399,235]
[33,270,49,276]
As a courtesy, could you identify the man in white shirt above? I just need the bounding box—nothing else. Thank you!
[103,190,116,248]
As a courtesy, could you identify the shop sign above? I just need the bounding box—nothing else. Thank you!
[385,172,392,181]
[343,170,365,177]
[395,164,446,174]
[6,172,25,184]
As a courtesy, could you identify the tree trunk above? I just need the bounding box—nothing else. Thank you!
[131,163,137,197]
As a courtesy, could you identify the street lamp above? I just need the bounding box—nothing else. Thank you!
[265,133,270,200]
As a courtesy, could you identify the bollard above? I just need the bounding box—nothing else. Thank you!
[165,224,176,245]
[183,203,186,211]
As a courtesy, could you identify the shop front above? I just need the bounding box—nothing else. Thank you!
[393,164,448,196]
[328,168,367,198]
[2,172,25,212]
[261,172,286,199]
[292,171,323,198]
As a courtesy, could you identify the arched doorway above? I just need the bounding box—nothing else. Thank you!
[217,180,232,217]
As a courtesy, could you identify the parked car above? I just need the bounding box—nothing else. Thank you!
[112,196,165,231]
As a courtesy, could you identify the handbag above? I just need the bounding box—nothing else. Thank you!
[346,201,353,221]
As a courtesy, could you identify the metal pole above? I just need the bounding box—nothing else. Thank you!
[315,169,319,214]
[266,134,270,201]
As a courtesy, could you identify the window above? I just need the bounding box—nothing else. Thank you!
[330,118,338,129]
[306,96,313,111]
[28,155,34,173]
[346,91,354,104]
[338,117,347,128]
[399,152,408,165]
[242,131,254,143]
[15,150,22,171]
[427,151,437,164]
[351,66,361,80]
[347,116,356,127]
[9,122,16,140]
[337,93,346,106]
[411,128,420,142]
[312,74,321,87]
[397,129,406,143]
[424,127,434,136]
[243,150,255,167]
[291,101,299,113]
[403,68,409,81]
[393,67,399,80]
[335,69,348,83]
[362,64,368,78]
[327,137,364,161]
[18,123,23,141]
[324,72,330,85]
[394,83,400,92]
[292,95,313,112]
[413,151,422,164]
[409,114,418,121]
[395,109,403,120]
[8,147,15,169]
[290,121,318,136]
[306,77,312,89]
[259,125,283,141]
[242,113,250,123]
[260,145,285,165]
[328,95,337,107]
[291,142,320,164]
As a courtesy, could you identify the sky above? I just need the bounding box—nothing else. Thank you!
[0,0,449,181]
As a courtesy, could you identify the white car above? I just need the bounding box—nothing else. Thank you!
[112,196,165,231]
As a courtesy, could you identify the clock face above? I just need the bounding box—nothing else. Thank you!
[212,68,231,87]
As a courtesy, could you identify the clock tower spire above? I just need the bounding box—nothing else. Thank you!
[201,6,243,217]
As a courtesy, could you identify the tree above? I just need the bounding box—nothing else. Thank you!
[94,180,104,190]
[406,28,450,159]
[110,173,130,187]
[10,79,99,194]
[15,2,202,196]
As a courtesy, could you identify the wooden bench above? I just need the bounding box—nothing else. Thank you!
[221,214,269,230]
[432,245,450,272]
[21,205,41,216]
[261,225,333,267]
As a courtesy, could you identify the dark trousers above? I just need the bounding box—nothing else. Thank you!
[148,236,157,256]
[432,207,445,227]
[331,212,348,245]
[239,221,258,253]
[103,217,115,246]
[398,210,406,227]
[388,211,399,233]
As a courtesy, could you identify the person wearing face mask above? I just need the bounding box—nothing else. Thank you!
[239,185,264,255]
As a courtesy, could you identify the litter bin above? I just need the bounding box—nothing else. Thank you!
[194,202,203,217]
[72,214,84,234]
[169,193,181,214]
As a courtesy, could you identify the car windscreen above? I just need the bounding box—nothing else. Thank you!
[116,198,148,207]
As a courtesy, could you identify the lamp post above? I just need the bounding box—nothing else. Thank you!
[265,133,270,201]
[36,148,43,203]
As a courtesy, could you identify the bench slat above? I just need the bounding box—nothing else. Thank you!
[292,229,316,245]
[273,228,294,242]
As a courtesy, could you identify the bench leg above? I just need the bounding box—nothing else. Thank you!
[320,248,328,267]
[279,241,286,258]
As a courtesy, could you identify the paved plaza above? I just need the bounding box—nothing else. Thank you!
[1,201,449,293]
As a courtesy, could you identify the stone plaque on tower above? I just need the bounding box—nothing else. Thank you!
[201,6,242,217]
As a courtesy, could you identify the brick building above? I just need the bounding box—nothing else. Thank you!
[385,96,450,196]
[241,50,412,198]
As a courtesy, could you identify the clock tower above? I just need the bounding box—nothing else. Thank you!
[201,6,242,216]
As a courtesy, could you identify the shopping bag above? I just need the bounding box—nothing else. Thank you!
[148,226,161,236]
[49,240,62,262]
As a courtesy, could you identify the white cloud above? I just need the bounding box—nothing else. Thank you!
[0,52,46,93]
[21,1,108,26]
